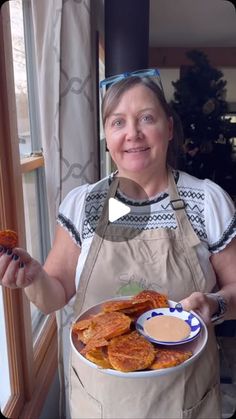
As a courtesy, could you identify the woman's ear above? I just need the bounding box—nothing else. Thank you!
[105,139,109,152]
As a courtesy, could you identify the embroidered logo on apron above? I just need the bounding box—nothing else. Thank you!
[116,273,165,297]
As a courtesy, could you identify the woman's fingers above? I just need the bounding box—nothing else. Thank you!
[180,291,219,325]
[180,292,204,311]
[10,247,32,264]
[1,254,22,288]
[15,263,31,288]
[0,247,33,288]
[0,248,15,281]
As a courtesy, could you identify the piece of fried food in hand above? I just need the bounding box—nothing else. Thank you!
[132,290,169,309]
[0,229,18,249]
[150,348,192,369]
[108,331,155,372]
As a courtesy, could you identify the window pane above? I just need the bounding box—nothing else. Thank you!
[22,171,41,260]
[0,289,11,411]
[10,0,31,157]
[30,304,48,344]
[22,170,48,345]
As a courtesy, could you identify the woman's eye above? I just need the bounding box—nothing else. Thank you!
[141,114,154,123]
[112,119,123,127]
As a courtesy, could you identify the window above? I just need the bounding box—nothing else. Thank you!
[10,0,51,345]
[10,0,31,157]
[0,1,57,417]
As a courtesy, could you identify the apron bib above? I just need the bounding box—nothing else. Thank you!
[69,170,221,419]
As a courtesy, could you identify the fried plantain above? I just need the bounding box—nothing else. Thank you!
[108,331,155,372]
[80,337,109,355]
[85,348,112,368]
[75,311,131,350]
[150,348,192,369]
[0,229,18,249]
[132,290,169,309]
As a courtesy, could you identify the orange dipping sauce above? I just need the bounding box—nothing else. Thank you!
[144,315,191,342]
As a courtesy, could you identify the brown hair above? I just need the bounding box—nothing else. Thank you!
[101,77,183,168]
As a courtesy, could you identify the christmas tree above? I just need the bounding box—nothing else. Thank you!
[171,49,234,182]
[171,49,231,148]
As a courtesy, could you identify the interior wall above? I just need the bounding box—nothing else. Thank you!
[159,68,179,101]
[158,67,236,107]
[221,68,236,104]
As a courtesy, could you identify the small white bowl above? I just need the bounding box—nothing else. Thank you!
[136,306,201,345]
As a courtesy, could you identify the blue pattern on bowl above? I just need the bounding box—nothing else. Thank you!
[135,306,202,346]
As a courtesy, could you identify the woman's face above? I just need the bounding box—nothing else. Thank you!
[104,84,173,177]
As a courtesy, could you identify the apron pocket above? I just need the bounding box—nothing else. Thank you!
[70,366,102,419]
[182,383,221,419]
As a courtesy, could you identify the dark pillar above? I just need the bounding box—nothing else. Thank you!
[105,0,150,77]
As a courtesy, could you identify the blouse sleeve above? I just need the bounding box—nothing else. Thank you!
[204,179,236,253]
[56,184,89,247]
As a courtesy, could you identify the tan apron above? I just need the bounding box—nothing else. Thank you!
[69,170,221,419]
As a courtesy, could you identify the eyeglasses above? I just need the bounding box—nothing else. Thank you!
[99,68,164,101]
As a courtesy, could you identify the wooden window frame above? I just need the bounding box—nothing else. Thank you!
[21,155,44,174]
[0,5,57,418]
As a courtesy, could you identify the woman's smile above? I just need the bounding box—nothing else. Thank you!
[124,146,151,154]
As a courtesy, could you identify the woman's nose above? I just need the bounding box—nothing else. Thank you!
[126,121,141,140]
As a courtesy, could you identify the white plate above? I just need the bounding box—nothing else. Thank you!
[136,307,201,345]
[70,297,208,378]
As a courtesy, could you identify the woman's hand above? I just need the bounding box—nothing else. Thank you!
[0,246,42,289]
[180,291,219,325]
[0,226,80,313]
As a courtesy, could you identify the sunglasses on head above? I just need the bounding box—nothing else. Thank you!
[99,68,164,101]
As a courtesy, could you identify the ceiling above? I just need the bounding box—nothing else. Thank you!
[149,0,236,47]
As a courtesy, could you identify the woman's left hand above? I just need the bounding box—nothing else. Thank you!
[181,239,236,325]
[180,291,219,325]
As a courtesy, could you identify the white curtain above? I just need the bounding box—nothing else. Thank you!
[31,1,99,417]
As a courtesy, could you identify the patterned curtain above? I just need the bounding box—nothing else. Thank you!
[31,1,99,417]
[31,0,99,239]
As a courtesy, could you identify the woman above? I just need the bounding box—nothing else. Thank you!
[1,70,236,418]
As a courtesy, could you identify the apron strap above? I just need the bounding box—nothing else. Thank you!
[73,177,119,316]
[168,168,201,247]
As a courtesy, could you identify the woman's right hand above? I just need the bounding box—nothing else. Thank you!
[0,246,43,289]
